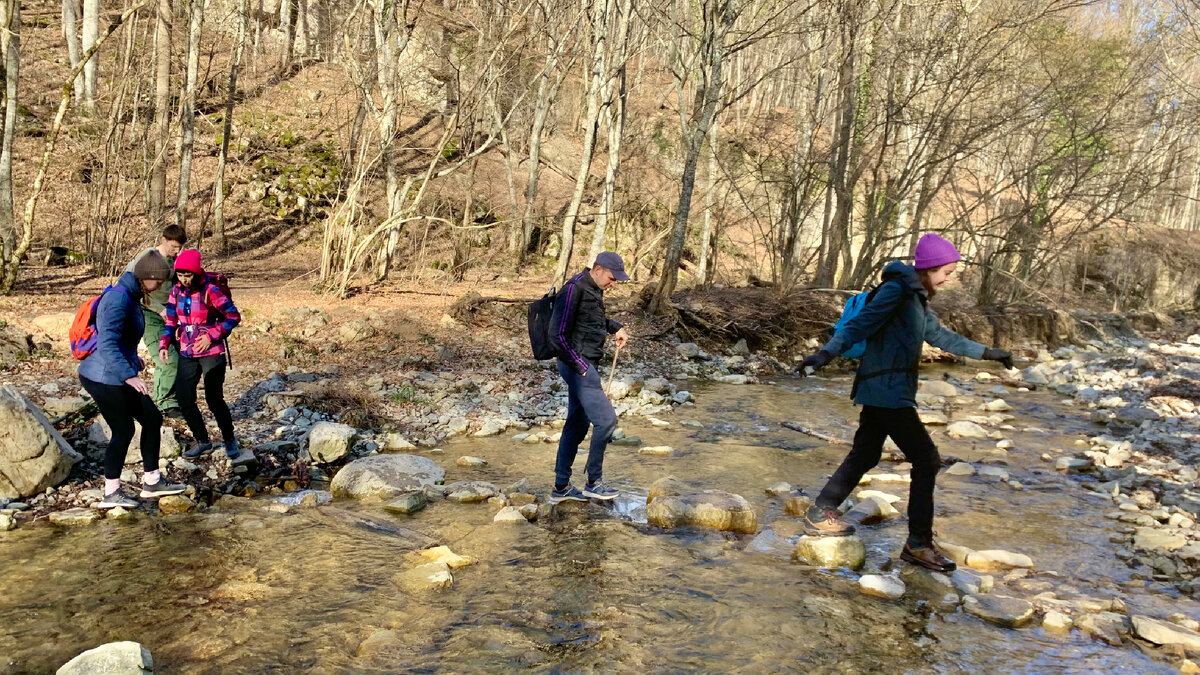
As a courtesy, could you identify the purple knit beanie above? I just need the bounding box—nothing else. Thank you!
[913,233,961,270]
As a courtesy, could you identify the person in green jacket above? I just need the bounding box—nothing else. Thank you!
[124,225,186,417]
[797,233,1014,572]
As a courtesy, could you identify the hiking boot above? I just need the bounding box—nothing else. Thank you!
[901,542,957,573]
[224,439,240,459]
[804,505,856,537]
[98,490,139,509]
[583,481,619,500]
[140,479,187,499]
[183,441,213,459]
[549,485,588,504]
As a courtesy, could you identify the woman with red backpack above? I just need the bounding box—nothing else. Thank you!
[159,250,242,461]
[77,250,188,508]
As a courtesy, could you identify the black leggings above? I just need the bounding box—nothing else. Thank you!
[80,376,162,479]
[177,355,235,445]
[816,405,941,545]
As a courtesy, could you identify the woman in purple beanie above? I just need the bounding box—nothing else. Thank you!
[796,233,1014,572]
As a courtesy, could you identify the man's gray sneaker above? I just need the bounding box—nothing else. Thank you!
[549,485,588,503]
[98,491,139,509]
[183,441,212,459]
[583,482,619,500]
[140,479,187,499]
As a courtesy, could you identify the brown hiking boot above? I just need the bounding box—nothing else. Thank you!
[901,542,957,573]
[804,505,856,537]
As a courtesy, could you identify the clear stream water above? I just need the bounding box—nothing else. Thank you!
[0,372,1192,673]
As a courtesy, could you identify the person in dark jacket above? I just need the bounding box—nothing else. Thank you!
[548,251,630,503]
[124,224,186,417]
[797,233,1013,572]
[79,251,188,509]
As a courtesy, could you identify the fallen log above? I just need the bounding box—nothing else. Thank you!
[781,421,850,445]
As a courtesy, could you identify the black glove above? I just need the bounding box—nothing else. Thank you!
[796,350,833,376]
[982,347,1013,370]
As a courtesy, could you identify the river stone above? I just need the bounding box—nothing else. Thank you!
[717,374,750,385]
[1076,612,1129,646]
[918,411,949,425]
[950,569,994,595]
[473,419,507,437]
[493,506,528,523]
[644,377,672,394]
[0,384,83,498]
[676,343,701,359]
[646,481,756,534]
[381,433,416,451]
[358,629,401,658]
[900,565,956,596]
[158,492,195,511]
[1132,528,1187,552]
[985,399,1012,412]
[88,419,180,466]
[794,536,866,570]
[444,481,501,503]
[49,507,103,526]
[784,495,812,517]
[413,546,474,569]
[1133,615,1200,650]
[0,513,15,530]
[976,466,1010,481]
[56,641,153,675]
[945,462,975,477]
[1055,457,1092,473]
[965,549,1033,571]
[847,496,899,524]
[395,562,452,592]
[305,422,358,464]
[330,455,445,501]
[919,380,958,398]
[1043,610,1074,632]
[946,421,988,440]
[858,574,905,599]
[456,456,488,467]
[383,492,427,515]
[638,445,676,456]
[765,482,793,497]
[962,594,1035,628]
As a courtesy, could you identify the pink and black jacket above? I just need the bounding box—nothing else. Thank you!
[160,277,240,359]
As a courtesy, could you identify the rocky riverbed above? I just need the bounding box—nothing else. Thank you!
[2,302,1200,671]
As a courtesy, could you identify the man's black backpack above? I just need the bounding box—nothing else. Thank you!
[527,286,558,359]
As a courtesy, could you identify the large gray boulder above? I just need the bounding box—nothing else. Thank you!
[305,422,358,464]
[57,641,153,674]
[330,455,444,501]
[645,477,756,534]
[88,418,180,466]
[0,384,81,498]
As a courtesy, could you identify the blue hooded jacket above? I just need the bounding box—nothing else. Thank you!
[821,260,985,408]
[78,272,145,386]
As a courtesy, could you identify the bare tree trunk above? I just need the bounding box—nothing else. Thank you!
[63,0,84,103]
[554,0,611,286]
[214,0,249,252]
[373,0,412,282]
[282,0,298,74]
[587,0,633,264]
[0,0,18,274]
[175,0,204,230]
[81,0,99,111]
[148,0,172,227]
[696,119,717,285]
[814,12,857,289]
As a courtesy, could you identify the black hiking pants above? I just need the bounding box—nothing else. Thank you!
[815,405,940,546]
[177,355,235,445]
[80,376,162,479]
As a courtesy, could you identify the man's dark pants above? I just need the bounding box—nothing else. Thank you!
[554,358,617,487]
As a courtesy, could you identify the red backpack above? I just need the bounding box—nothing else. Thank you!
[68,285,131,360]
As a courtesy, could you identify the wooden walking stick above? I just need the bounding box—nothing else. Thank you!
[605,345,622,396]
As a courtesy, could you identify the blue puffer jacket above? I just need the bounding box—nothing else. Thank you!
[821,260,985,408]
[78,272,145,386]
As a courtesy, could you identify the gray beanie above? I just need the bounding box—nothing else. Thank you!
[132,250,170,281]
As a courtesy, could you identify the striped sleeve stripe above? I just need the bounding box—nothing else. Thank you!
[557,278,588,372]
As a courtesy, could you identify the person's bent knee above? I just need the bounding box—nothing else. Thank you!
[911,445,940,472]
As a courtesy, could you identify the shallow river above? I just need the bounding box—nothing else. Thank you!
[0,371,1192,673]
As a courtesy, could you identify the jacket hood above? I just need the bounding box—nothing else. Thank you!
[881,260,925,295]
[116,270,144,299]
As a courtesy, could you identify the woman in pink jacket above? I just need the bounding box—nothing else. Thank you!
[159,250,242,459]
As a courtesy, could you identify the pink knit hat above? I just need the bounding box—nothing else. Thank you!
[914,233,961,270]
[174,249,204,275]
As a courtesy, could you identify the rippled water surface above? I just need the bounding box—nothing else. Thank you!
[0,372,1188,673]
